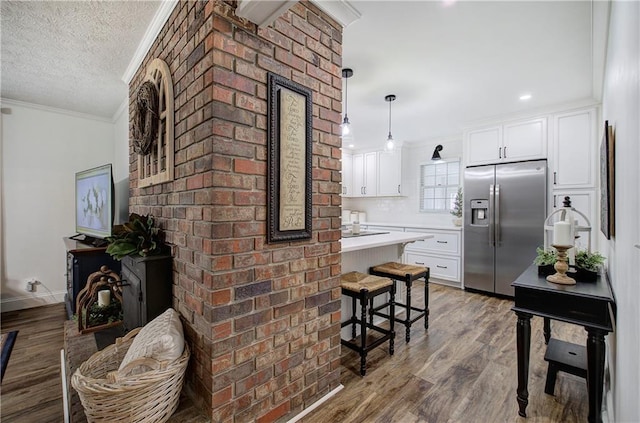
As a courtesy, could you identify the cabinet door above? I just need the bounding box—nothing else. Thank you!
[552,109,596,189]
[465,126,501,166]
[377,150,402,196]
[341,152,353,197]
[363,152,378,197]
[352,153,365,197]
[503,117,547,162]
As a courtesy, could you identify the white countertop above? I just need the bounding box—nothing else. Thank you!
[341,231,435,253]
[362,221,463,231]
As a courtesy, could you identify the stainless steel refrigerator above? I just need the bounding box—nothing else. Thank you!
[464,160,547,296]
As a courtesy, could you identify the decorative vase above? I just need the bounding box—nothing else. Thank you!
[453,217,462,227]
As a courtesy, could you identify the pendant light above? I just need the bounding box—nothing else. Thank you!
[384,94,397,152]
[341,68,353,139]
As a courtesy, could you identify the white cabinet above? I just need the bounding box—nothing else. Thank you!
[550,108,597,189]
[465,126,501,165]
[377,150,402,196]
[352,152,377,197]
[465,117,547,166]
[403,228,461,286]
[341,152,353,196]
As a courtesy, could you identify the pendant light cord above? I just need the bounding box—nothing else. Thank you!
[388,98,392,138]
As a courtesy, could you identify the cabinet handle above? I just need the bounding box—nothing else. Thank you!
[397,184,401,194]
[364,187,367,195]
[436,240,448,244]
[504,146,507,158]
[553,196,557,208]
[415,261,425,265]
[499,147,502,159]
[553,172,557,185]
[436,265,448,269]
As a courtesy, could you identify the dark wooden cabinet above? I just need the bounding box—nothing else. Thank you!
[121,254,173,331]
[64,238,121,319]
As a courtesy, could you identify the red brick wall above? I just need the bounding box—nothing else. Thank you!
[128,1,343,421]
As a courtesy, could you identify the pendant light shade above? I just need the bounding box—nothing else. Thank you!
[341,68,353,139]
[432,144,443,160]
[384,94,397,152]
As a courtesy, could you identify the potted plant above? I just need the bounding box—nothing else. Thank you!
[450,187,463,226]
[534,246,557,276]
[105,213,164,260]
[574,249,605,282]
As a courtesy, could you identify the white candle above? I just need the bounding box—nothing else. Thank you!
[98,290,111,307]
[553,221,572,246]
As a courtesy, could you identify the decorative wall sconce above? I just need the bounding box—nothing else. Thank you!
[431,144,443,160]
[384,94,397,152]
[341,68,353,139]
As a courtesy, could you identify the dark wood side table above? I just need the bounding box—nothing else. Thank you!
[511,264,615,423]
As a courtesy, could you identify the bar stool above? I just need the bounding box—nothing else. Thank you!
[369,262,429,342]
[340,271,395,376]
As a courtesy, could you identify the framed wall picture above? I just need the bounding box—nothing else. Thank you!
[267,72,313,243]
[599,121,615,239]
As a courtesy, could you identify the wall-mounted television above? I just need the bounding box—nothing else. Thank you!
[74,163,114,245]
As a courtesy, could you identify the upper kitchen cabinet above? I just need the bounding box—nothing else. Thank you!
[464,117,547,166]
[377,150,403,196]
[550,107,597,190]
[341,151,353,196]
[352,151,378,197]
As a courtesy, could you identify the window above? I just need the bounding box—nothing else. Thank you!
[419,159,460,212]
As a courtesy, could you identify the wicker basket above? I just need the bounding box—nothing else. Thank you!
[71,327,190,423]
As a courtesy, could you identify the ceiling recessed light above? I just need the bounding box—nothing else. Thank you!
[519,94,532,101]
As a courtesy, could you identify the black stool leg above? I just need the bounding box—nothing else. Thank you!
[360,291,368,376]
[351,296,357,339]
[545,362,559,395]
[424,272,430,330]
[389,282,395,355]
[405,277,412,342]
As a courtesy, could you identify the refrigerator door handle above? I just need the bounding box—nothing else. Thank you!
[489,184,495,246]
[495,184,501,245]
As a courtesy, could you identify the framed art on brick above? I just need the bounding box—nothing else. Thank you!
[267,72,312,243]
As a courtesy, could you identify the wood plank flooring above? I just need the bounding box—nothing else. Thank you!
[1,285,589,422]
[302,283,589,423]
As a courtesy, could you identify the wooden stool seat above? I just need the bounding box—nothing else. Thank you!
[370,262,430,342]
[340,272,395,376]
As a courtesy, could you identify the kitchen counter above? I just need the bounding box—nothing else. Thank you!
[341,231,435,253]
[361,221,463,231]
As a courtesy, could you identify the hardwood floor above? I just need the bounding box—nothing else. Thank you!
[1,303,67,423]
[1,285,589,423]
[303,283,589,423]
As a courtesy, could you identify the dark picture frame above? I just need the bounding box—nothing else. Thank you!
[267,72,313,243]
[599,121,615,239]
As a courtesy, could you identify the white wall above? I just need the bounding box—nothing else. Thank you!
[112,100,130,224]
[0,101,115,311]
[344,137,463,227]
[601,1,640,421]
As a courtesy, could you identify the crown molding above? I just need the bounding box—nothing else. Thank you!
[122,0,179,85]
[312,0,361,28]
[235,0,297,28]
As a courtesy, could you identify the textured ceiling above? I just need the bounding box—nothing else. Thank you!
[0,0,606,147]
[1,0,161,119]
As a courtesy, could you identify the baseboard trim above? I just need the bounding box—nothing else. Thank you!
[0,291,65,312]
[287,384,344,423]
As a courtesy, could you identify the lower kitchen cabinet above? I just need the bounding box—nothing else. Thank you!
[403,228,461,287]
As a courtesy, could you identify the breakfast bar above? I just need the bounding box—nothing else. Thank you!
[340,231,434,339]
